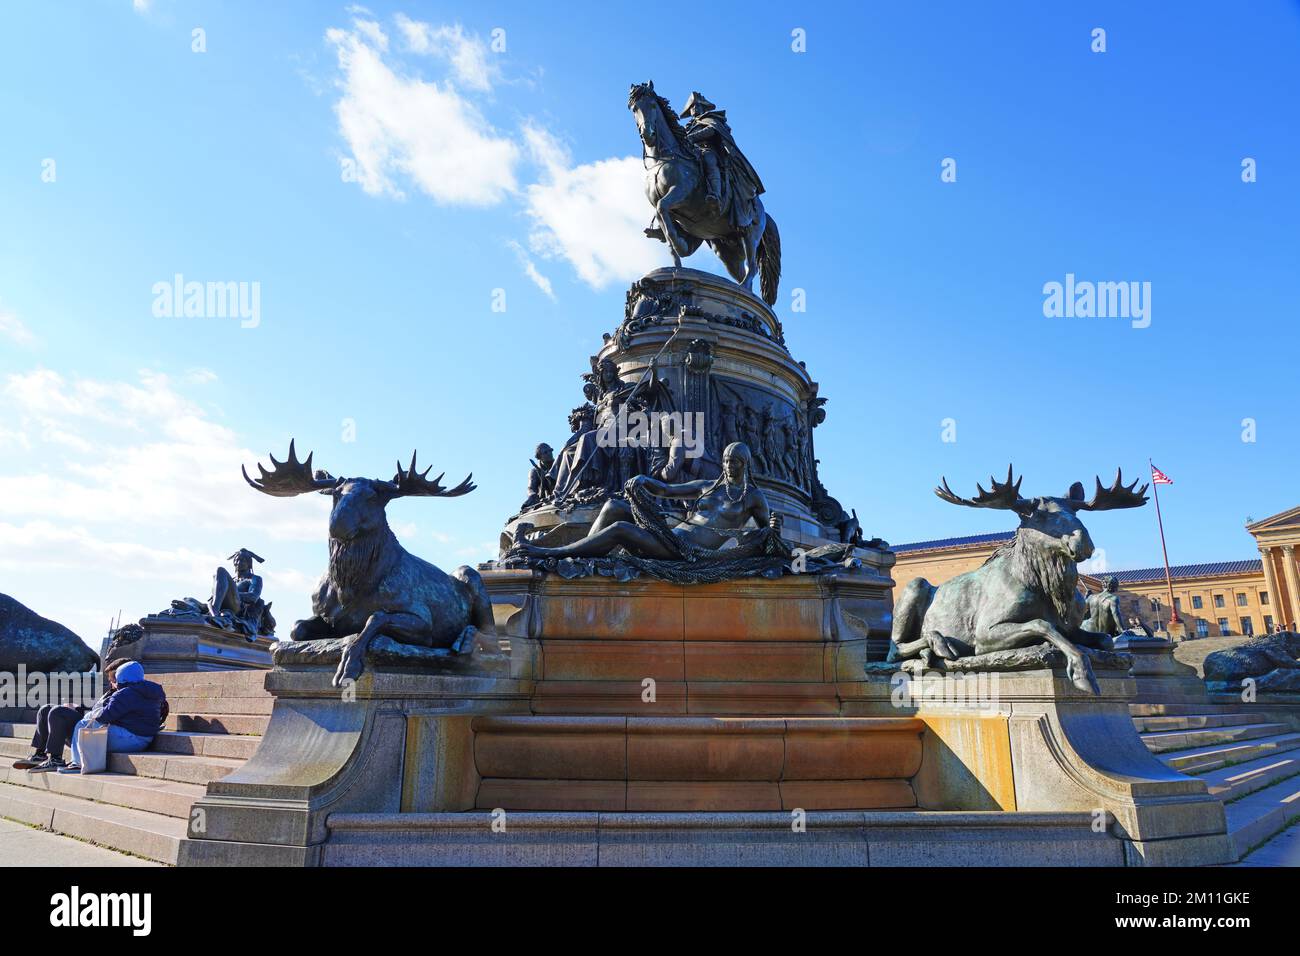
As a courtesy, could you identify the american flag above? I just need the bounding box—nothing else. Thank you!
[1151,464,1173,485]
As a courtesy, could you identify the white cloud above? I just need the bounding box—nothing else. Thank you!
[521,125,662,289]
[0,368,325,540]
[1079,549,1109,574]
[323,16,664,295]
[0,367,329,641]
[0,308,36,347]
[0,427,31,451]
[508,240,555,300]
[395,17,494,92]
[326,16,518,205]
[132,0,151,13]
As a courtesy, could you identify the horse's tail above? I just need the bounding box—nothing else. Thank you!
[758,214,781,306]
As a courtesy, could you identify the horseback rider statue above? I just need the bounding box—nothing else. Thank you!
[680,91,765,225]
[629,81,782,305]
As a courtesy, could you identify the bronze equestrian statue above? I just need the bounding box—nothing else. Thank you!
[629,82,781,305]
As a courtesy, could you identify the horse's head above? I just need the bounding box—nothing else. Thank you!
[629,80,687,156]
[628,80,654,108]
[628,80,659,147]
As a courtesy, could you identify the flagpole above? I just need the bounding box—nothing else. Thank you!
[1150,458,1180,626]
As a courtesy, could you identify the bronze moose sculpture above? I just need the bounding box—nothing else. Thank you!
[889,467,1149,694]
[243,442,495,687]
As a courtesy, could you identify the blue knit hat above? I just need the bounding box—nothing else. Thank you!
[114,660,144,684]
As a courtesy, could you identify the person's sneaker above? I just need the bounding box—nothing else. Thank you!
[11,752,47,770]
[29,757,66,773]
[57,763,82,774]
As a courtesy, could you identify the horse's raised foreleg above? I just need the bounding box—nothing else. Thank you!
[656,182,693,264]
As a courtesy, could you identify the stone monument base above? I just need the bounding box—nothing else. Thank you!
[103,618,275,673]
[1114,632,1208,705]
[180,572,1230,866]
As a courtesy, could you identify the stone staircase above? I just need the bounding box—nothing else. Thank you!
[1132,705,1300,862]
[0,671,270,864]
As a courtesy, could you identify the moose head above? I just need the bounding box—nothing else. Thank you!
[242,440,475,542]
[240,441,490,686]
[936,466,1149,563]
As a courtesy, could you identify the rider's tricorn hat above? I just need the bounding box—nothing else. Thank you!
[228,548,265,564]
[682,91,716,117]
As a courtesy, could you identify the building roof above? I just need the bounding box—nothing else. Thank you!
[893,531,1014,553]
[1246,504,1300,531]
[892,529,1265,587]
[1100,560,1263,585]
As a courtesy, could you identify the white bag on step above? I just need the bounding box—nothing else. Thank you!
[76,720,109,775]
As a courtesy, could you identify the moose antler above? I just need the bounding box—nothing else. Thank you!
[242,440,340,497]
[935,465,1030,512]
[382,451,476,499]
[1073,468,1149,512]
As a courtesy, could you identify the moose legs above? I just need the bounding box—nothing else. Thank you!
[334,610,428,688]
[983,620,1099,695]
[887,579,960,664]
[450,564,496,657]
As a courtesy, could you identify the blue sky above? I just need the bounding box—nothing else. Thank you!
[1,1,1297,646]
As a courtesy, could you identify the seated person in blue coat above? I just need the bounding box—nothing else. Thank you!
[55,660,167,774]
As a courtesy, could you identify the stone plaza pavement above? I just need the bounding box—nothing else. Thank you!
[0,816,160,867]
[1231,823,1300,867]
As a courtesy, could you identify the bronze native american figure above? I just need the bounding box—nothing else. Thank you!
[629,81,781,305]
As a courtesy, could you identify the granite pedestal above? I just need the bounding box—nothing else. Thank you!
[102,618,274,673]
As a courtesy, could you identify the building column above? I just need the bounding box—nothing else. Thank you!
[1282,545,1300,632]
[1259,547,1282,630]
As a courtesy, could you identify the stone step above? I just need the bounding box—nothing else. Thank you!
[0,737,38,760]
[0,781,188,864]
[2,711,270,735]
[1131,713,1259,734]
[1198,752,1300,801]
[0,722,36,741]
[1161,732,1300,775]
[0,735,242,785]
[1225,774,1300,860]
[1231,818,1300,866]
[151,730,260,760]
[162,695,274,715]
[166,713,269,735]
[3,765,206,819]
[108,751,243,786]
[149,671,270,697]
[1139,722,1290,755]
[1131,702,1260,717]
[475,777,918,812]
[2,727,260,762]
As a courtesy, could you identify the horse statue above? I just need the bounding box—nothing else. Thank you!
[628,81,781,306]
